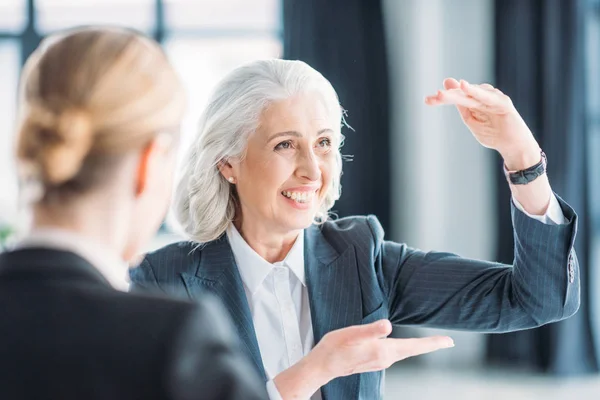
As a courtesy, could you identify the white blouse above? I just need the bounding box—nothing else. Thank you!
[227,224,322,400]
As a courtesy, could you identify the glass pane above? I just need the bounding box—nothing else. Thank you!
[586,11,600,231]
[586,7,600,343]
[165,0,281,32]
[37,0,154,33]
[0,0,26,32]
[164,36,282,162]
[0,40,21,228]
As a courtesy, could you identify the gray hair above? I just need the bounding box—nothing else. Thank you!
[172,59,344,243]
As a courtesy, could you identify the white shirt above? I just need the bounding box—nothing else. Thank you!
[228,195,566,400]
[227,224,320,400]
[15,228,130,291]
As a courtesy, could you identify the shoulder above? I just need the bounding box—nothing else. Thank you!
[143,240,201,270]
[101,288,223,348]
[97,290,233,376]
[138,238,222,278]
[130,239,219,292]
[104,287,198,324]
[313,214,385,249]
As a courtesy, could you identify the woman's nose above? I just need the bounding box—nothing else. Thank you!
[297,149,321,181]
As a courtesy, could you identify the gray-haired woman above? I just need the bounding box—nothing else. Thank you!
[131,59,579,400]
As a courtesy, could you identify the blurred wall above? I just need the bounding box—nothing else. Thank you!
[0,43,20,228]
[382,0,495,367]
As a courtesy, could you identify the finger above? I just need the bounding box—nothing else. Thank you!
[443,77,460,90]
[443,89,490,110]
[341,320,392,342]
[387,336,454,360]
[479,83,507,95]
[455,105,472,122]
[425,89,485,109]
[460,80,500,106]
[424,91,443,105]
[424,91,472,122]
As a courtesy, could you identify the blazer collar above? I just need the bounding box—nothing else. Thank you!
[181,235,267,381]
[304,224,363,399]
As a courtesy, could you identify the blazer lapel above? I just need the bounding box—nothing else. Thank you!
[305,227,363,400]
[180,237,266,381]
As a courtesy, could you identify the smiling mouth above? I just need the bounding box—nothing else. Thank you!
[281,190,317,204]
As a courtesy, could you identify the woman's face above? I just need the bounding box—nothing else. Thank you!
[226,93,338,235]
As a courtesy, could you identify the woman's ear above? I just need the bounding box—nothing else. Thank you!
[135,135,172,197]
[135,144,152,197]
[217,158,235,181]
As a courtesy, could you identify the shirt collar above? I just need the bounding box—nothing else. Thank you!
[226,224,306,294]
[15,228,130,291]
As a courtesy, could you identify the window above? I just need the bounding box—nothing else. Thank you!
[586,0,600,306]
[164,0,280,32]
[36,0,155,33]
[0,0,282,237]
[0,0,26,32]
[0,41,20,225]
[161,0,282,161]
[165,36,282,161]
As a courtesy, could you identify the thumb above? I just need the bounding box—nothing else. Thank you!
[443,77,460,90]
[390,336,455,360]
[340,319,392,343]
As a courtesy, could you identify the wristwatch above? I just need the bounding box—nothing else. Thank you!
[504,151,547,185]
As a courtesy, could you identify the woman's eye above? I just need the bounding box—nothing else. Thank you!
[318,138,332,148]
[275,140,293,150]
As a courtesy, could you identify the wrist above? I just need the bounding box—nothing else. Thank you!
[273,352,329,399]
[500,141,541,171]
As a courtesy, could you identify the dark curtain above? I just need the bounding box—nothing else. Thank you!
[282,0,391,232]
[487,0,598,375]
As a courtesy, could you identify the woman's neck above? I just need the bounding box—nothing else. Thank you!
[31,196,128,260]
[233,218,301,264]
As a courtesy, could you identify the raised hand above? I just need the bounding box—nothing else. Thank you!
[425,78,540,171]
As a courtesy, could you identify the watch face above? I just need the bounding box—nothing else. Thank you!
[541,151,548,168]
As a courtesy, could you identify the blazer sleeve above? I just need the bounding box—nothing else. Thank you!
[166,295,268,400]
[372,195,580,332]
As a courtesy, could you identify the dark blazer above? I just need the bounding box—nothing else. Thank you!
[0,247,267,400]
[130,198,580,400]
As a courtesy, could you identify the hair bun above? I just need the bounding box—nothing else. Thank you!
[19,106,94,186]
[45,108,93,184]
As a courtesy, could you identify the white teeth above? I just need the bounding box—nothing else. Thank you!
[282,190,315,204]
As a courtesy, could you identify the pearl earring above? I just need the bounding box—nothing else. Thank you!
[228,177,235,184]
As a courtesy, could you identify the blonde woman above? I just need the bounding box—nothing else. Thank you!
[131,59,579,400]
[0,27,266,400]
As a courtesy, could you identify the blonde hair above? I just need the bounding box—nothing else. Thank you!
[16,26,186,203]
[172,59,343,243]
